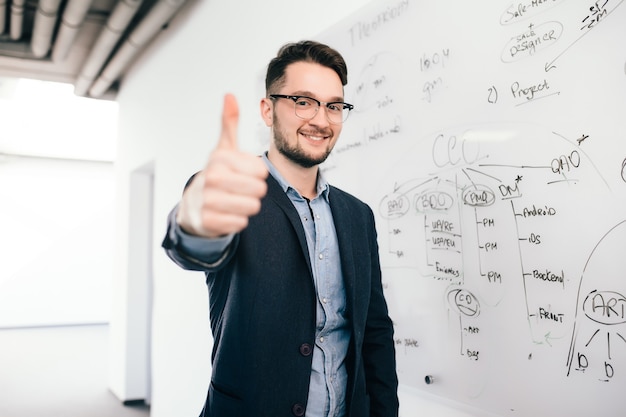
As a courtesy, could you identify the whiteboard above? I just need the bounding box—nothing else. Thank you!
[315,0,626,416]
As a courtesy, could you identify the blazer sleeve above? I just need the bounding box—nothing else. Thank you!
[161,172,240,272]
[161,204,239,272]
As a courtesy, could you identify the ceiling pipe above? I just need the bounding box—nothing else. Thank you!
[9,0,26,40]
[88,0,188,98]
[0,0,6,34]
[30,0,63,58]
[74,0,143,97]
[52,0,94,62]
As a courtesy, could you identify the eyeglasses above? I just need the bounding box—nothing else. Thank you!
[269,94,354,124]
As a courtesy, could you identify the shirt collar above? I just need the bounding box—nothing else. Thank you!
[262,152,330,202]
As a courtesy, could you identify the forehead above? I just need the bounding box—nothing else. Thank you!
[282,61,344,100]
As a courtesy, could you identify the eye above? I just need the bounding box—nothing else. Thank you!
[294,97,314,107]
[327,103,343,112]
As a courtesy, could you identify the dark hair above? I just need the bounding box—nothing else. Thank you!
[265,40,348,94]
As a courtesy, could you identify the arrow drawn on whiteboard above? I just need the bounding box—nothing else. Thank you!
[545,0,625,72]
[577,134,589,145]
[463,167,503,183]
[392,176,438,195]
[541,331,562,347]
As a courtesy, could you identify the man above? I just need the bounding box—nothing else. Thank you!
[162,40,398,417]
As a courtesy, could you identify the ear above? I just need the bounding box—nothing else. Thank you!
[260,98,273,127]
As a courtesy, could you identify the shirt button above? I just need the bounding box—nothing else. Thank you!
[318,253,324,260]
[320,336,324,343]
[292,403,305,416]
[299,343,312,356]
[322,298,328,304]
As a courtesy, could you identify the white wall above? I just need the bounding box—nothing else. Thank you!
[0,79,117,329]
[0,156,114,327]
[112,0,484,416]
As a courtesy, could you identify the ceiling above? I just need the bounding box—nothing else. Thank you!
[0,0,190,100]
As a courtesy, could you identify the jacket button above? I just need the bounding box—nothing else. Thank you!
[292,403,305,416]
[299,343,312,356]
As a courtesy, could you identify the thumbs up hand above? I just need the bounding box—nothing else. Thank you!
[176,94,269,238]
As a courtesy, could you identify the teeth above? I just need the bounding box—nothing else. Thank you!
[303,133,325,141]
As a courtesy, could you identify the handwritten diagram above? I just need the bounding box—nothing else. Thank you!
[376,121,618,353]
[567,220,626,382]
[319,0,626,414]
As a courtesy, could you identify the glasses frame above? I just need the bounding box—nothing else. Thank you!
[269,94,354,124]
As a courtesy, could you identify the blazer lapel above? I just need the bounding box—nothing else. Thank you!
[265,175,313,277]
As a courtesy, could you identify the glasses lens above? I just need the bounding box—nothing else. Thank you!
[293,97,318,120]
[326,103,350,124]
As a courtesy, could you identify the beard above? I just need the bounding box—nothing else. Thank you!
[272,113,333,168]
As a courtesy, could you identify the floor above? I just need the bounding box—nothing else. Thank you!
[0,324,150,417]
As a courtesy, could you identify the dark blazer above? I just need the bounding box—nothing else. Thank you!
[162,174,398,417]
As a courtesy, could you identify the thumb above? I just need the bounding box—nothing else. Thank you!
[216,93,239,150]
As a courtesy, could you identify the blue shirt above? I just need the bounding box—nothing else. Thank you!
[173,153,350,417]
[263,153,350,417]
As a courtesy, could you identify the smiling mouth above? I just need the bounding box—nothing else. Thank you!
[300,131,330,142]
